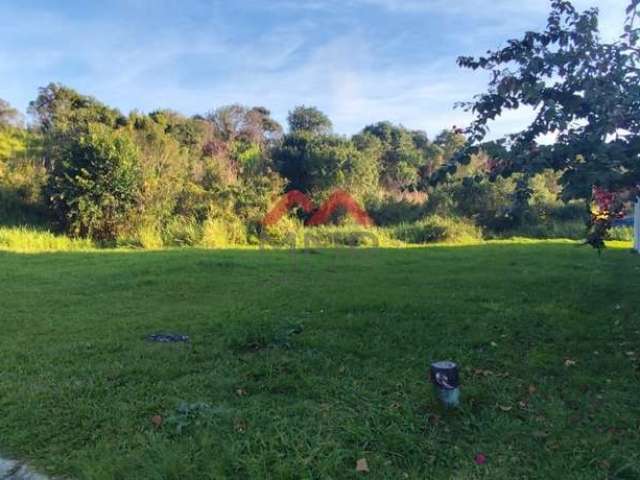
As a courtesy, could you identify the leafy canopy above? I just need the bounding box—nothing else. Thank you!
[47,124,141,241]
[436,0,640,246]
[287,105,333,136]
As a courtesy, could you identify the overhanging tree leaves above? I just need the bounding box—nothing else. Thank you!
[435,0,640,249]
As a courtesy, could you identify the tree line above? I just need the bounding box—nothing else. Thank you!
[0,84,588,247]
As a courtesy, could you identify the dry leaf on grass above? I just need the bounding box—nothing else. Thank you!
[356,458,369,473]
[150,415,163,428]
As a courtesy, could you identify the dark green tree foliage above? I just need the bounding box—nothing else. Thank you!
[355,122,438,191]
[48,124,140,241]
[439,0,640,248]
[287,105,333,135]
[29,83,125,134]
[274,131,378,197]
[29,83,127,176]
[148,109,210,152]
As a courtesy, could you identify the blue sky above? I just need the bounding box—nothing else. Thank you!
[0,0,627,137]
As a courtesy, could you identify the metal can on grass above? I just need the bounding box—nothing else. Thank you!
[430,360,460,408]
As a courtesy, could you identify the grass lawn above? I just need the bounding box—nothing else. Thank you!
[1,241,639,479]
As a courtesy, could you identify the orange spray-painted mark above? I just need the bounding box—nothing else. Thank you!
[262,190,315,226]
[306,190,373,227]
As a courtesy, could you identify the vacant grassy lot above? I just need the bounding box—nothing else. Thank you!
[0,242,639,479]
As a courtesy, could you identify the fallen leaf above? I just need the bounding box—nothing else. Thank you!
[234,419,248,433]
[356,458,369,473]
[150,415,163,428]
[474,453,487,465]
[528,385,537,395]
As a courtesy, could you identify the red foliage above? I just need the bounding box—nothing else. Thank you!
[262,190,315,226]
[306,190,373,227]
[592,186,624,220]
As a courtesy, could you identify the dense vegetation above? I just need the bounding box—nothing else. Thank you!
[1,0,637,250]
[441,0,640,249]
[0,88,597,249]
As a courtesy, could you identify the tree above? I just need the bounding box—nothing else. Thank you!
[0,99,22,128]
[437,0,640,249]
[29,84,127,174]
[207,104,283,146]
[273,131,378,198]
[355,122,437,191]
[128,112,193,229]
[47,124,141,241]
[29,83,125,134]
[287,106,332,135]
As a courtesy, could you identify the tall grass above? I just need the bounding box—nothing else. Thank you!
[0,226,94,253]
[391,215,483,244]
[607,226,634,242]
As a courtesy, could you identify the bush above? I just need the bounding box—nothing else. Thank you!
[391,216,482,244]
[201,217,247,248]
[303,225,387,247]
[258,215,304,247]
[365,196,427,226]
[496,219,586,240]
[47,124,141,242]
[162,217,202,246]
[0,134,49,227]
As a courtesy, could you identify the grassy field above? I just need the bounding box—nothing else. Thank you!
[0,241,639,479]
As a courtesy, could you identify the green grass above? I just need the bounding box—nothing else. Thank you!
[1,241,639,479]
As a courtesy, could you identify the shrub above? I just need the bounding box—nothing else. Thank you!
[391,216,482,244]
[162,217,202,246]
[0,131,49,227]
[258,215,304,247]
[47,124,141,242]
[365,196,427,226]
[200,217,247,248]
[303,225,386,247]
[495,219,586,240]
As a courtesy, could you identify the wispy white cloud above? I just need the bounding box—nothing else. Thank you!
[0,0,630,139]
